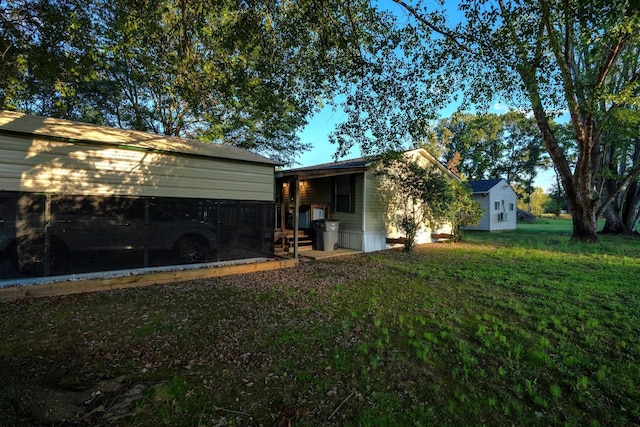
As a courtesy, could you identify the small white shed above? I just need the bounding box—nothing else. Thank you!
[464,178,517,231]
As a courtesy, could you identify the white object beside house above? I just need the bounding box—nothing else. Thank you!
[464,178,517,231]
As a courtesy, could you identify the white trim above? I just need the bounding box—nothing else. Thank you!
[362,171,367,232]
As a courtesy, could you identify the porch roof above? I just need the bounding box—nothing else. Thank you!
[277,148,459,181]
[277,156,375,180]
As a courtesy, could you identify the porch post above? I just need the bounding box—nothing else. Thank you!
[293,176,300,259]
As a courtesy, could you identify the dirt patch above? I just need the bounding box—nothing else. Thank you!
[0,361,153,426]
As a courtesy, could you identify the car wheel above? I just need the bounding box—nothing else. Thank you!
[174,236,207,264]
[13,237,68,276]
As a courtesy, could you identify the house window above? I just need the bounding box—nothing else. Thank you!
[509,203,514,211]
[334,175,356,213]
[494,201,500,210]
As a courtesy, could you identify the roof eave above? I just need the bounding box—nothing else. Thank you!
[277,166,369,180]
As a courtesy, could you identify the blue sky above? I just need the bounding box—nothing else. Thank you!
[296,102,557,191]
[295,0,557,191]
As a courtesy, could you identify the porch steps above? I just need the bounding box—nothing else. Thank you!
[274,229,315,255]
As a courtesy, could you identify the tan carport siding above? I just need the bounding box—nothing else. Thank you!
[0,110,281,201]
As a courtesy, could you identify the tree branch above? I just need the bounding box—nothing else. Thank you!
[597,161,640,217]
[392,0,473,53]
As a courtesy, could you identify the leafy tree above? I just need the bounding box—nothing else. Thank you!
[449,179,484,240]
[376,151,481,251]
[433,111,547,205]
[500,111,549,205]
[382,0,640,242]
[435,112,503,180]
[517,186,549,216]
[1,0,397,165]
[0,0,104,120]
[597,45,640,235]
[544,180,569,216]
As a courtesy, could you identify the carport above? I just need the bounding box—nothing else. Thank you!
[0,110,284,287]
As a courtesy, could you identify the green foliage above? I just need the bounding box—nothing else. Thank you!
[450,179,483,239]
[433,110,548,204]
[516,187,549,217]
[388,0,640,241]
[435,112,505,180]
[0,0,399,164]
[375,151,480,250]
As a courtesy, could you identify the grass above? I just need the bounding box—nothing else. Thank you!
[516,217,606,234]
[1,226,639,426]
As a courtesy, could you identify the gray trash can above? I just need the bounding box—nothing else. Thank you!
[322,220,341,251]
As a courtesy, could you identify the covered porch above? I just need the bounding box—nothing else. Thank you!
[274,159,370,259]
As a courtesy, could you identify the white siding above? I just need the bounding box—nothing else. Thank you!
[488,182,517,231]
[464,179,517,231]
[465,195,491,230]
[364,171,387,234]
[337,230,387,252]
[0,134,275,201]
[338,230,364,251]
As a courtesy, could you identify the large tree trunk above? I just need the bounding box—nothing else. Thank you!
[567,192,599,242]
[529,97,600,242]
[621,180,640,235]
[601,204,626,234]
[602,205,640,235]
[600,179,640,235]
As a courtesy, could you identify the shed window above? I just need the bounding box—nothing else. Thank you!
[334,175,356,213]
[494,201,500,210]
[509,203,514,211]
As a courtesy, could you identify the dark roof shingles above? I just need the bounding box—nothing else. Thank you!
[467,178,504,193]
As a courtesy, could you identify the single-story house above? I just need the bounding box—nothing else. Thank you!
[464,178,517,231]
[0,110,280,279]
[275,148,458,253]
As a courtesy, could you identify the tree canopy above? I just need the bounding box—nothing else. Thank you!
[430,111,548,205]
[1,0,398,164]
[382,0,640,241]
[2,0,638,238]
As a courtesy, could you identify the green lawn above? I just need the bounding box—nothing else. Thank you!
[515,217,610,234]
[1,225,639,426]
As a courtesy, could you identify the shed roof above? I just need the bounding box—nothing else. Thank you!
[467,178,506,193]
[0,110,280,165]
